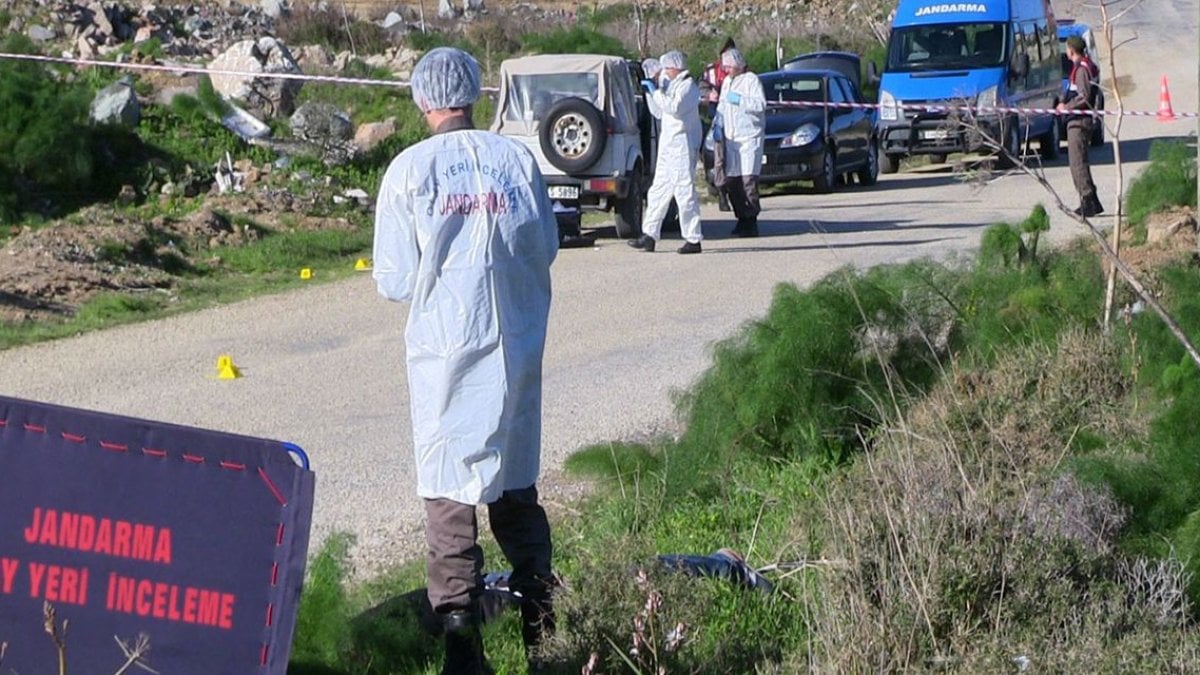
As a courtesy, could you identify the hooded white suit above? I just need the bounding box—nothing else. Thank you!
[716,72,766,177]
[373,127,559,505]
[642,71,703,242]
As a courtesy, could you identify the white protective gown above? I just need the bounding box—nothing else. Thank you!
[373,128,560,505]
[642,72,703,242]
[715,72,766,177]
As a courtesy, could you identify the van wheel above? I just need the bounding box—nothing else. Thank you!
[879,150,901,174]
[539,98,608,174]
[613,167,643,239]
[929,153,946,165]
[996,117,1021,169]
[1040,116,1061,160]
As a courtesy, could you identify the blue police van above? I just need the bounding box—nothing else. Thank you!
[876,0,1063,173]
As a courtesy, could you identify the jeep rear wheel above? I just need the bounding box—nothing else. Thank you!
[539,98,608,174]
[614,167,643,239]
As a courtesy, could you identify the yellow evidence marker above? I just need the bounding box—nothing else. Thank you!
[216,354,242,380]
[354,258,371,271]
[300,268,313,280]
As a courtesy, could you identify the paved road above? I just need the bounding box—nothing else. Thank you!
[2,2,1196,576]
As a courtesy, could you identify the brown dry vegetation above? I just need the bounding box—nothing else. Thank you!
[798,329,1200,671]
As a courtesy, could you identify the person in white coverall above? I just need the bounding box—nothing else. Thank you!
[628,50,704,254]
[713,48,765,238]
[372,47,560,675]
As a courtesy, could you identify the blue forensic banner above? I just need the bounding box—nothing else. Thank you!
[0,395,315,674]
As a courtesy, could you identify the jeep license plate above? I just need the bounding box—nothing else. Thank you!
[548,185,579,200]
[922,129,952,140]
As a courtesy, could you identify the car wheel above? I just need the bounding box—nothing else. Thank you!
[929,153,947,165]
[613,167,643,239]
[538,98,608,174]
[813,151,836,193]
[857,142,879,186]
[996,117,1021,169]
[879,150,901,175]
[1040,115,1061,160]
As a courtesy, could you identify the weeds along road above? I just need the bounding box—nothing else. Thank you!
[2,1,1196,575]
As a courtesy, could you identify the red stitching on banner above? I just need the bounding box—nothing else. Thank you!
[258,468,288,506]
[23,423,45,433]
[265,603,275,627]
[260,644,269,666]
[61,432,86,443]
[271,562,279,587]
[141,448,167,458]
[276,523,285,547]
[219,460,247,471]
[100,441,128,452]
[182,453,205,464]
[0,419,7,427]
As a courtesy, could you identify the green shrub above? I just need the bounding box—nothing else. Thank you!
[292,534,355,668]
[1069,262,1200,603]
[1126,139,1198,228]
[520,26,630,58]
[0,35,95,222]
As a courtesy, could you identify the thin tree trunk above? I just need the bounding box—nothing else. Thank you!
[1101,1,1127,330]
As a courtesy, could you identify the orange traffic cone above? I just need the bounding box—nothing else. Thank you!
[1157,75,1176,122]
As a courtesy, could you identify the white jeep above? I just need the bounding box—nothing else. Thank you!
[490,54,657,240]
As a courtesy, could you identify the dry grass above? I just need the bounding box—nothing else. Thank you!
[793,329,1200,672]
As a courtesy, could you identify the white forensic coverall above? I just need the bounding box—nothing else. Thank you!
[642,72,703,242]
[716,72,766,177]
[373,128,559,505]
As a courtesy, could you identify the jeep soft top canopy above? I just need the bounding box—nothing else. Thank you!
[490,54,636,136]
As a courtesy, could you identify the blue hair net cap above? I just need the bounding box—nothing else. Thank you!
[660,51,686,70]
[411,47,482,113]
[721,48,747,68]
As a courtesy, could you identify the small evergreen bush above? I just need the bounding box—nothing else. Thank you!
[0,35,95,221]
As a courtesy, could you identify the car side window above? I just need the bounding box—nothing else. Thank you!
[608,64,636,132]
[828,77,849,106]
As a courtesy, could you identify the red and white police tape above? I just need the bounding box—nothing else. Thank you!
[0,50,500,93]
[765,98,1197,119]
[0,50,1195,119]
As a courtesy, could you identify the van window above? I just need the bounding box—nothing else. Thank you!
[887,23,1008,72]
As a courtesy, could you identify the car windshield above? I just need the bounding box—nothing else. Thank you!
[504,73,601,122]
[886,23,1008,72]
[762,76,824,103]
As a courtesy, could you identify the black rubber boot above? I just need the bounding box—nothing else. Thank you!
[521,594,555,673]
[441,606,491,675]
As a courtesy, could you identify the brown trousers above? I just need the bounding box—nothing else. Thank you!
[725,174,761,228]
[424,485,553,613]
[1068,121,1098,204]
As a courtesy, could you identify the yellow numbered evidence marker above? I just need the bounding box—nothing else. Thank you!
[216,354,242,380]
[300,268,313,280]
[354,258,371,271]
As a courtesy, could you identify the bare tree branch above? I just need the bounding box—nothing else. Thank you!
[43,601,68,675]
[114,633,159,675]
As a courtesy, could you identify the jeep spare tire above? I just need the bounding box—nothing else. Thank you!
[539,98,607,173]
